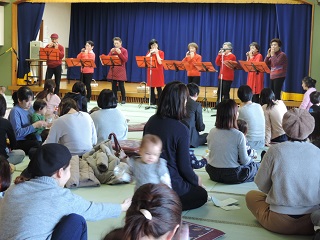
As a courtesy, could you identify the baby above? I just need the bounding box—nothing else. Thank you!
[127,134,171,191]
[30,99,47,142]
[237,119,258,160]
[309,91,320,113]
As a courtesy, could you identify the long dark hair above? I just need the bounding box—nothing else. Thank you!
[36,79,56,100]
[215,99,238,130]
[0,155,11,192]
[12,86,34,106]
[260,88,276,109]
[156,81,188,120]
[122,183,182,240]
[58,98,79,116]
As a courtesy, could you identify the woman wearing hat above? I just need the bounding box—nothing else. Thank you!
[45,33,65,95]
[246,42,264,103]
[246,108,320,235]
[0,143,131,240]
[182,42,202,85]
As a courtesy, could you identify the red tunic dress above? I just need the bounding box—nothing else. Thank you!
[106,47,128,81]
[247,53,264,94]
[146,50,165,87]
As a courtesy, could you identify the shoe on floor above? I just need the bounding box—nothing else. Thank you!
[121,100,126,104]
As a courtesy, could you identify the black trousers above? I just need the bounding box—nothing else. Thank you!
[271,77,285,100]
[188,76,200,85]
[216,79,232,103]
[16,140,41,156]
[80,73,93,100]
[179,185,208,211]
[150,87,162,105]
[45,65,62,95]
[112,80,126,101]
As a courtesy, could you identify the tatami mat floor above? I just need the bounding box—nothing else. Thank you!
[9,100,311,240]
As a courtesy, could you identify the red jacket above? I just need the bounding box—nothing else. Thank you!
[45,44,64,68]
[215,53,236,81]
[77,51,95,74]
[182,53,202,77]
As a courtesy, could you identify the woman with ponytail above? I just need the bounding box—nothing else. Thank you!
[36,79,61,116]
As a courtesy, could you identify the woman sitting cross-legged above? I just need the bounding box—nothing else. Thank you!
[205,99,260,184]
[0,143,131,240]
[246,108,320,235]
[143,81,208,211]
[90,89,128,144]
[44,98,97,156]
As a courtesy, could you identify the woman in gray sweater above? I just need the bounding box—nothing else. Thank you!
[0,143,131,240]
[206,99,260,184]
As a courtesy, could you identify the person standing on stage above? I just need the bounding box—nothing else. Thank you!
[45,33,65,95]
[146,39,165,105]
[77,40,95,102]
[182,42,202,85]
[264,38,287,100]
[246,42,264,103]
[107,37,128,104]
[215,42,236,104]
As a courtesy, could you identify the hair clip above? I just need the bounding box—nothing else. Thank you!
[140,209,152,220]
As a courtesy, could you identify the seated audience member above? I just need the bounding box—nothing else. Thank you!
[237,85,265,150]
[9,87,46,156]
[237,119,257,160]
[90,89,128,143]
[260,88,287,146]
[299,76,317,110]
[127,134,171,191]
[63,81,88,112]
[0,95,25,165]
[30,99,47,142]
[184,83,207,148]
[36,79,61,116]
[206,99,260,184]
[310,110,320,148]
[0,143,131,240]
[44,98,97,156]
[144,81,208,211]
[309,91,320,113]
[104,183,188,240]
[246,108,320,235]
[0,155,11,198]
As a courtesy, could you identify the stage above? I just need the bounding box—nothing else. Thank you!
[8,80,300,109]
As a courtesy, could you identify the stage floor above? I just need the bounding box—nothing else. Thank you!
[8,80,300,108]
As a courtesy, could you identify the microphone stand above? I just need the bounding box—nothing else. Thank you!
[145,53,157,110]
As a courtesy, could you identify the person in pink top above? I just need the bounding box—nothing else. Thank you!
[36,79,61,117]
[300,76,317,110]
[107,37,128,104]
[182,42,202,85]
[246,42,264,103]
[77,40,95,102]
[45,33,65,95]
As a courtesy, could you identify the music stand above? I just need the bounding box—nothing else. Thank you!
[224,60,243,70]
[193,62,216,112]
[100,54,122,102]
[162,60,187,81]
[136,56,157,109]
[39,48,60,61]
[238,60,270,74]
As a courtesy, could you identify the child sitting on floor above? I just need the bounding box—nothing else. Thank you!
[126,134,171,191]
[309,91,320,113]
[237,119,258,160]
[30,99,47,142]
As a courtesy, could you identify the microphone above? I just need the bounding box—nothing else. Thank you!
[187,51,190,55]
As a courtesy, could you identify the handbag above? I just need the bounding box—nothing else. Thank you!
[108,133,141,157]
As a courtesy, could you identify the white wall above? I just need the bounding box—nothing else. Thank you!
[42,3,71,48]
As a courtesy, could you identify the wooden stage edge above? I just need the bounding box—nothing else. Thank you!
[8,80,301,109]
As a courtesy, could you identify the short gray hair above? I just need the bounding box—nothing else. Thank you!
[223,42,233,50]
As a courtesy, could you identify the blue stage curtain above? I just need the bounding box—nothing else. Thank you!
[68,3,311,93]
[17,3,45,78]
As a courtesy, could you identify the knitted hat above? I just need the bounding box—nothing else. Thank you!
[282,108,315,140]
[50,33,59,39]
[27,143,71,177]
